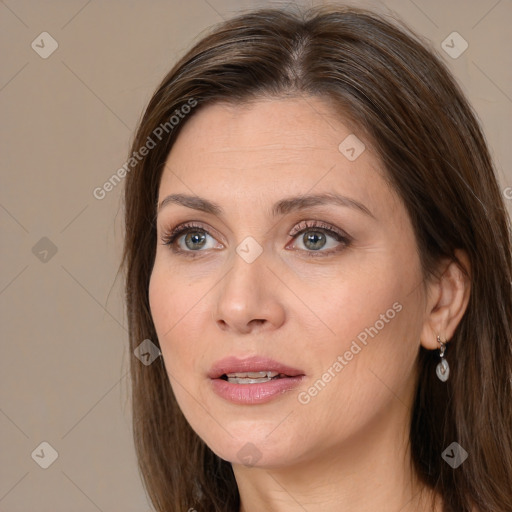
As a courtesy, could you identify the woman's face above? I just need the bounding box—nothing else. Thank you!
[149,97,428,468]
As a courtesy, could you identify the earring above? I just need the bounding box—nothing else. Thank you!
[435,335,450,382]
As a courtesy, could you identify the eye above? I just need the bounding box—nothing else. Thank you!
[287,220,351,257]
[160,222,223,256]
[160,220,351,258]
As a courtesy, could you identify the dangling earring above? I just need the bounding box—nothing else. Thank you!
[436,335,450,382]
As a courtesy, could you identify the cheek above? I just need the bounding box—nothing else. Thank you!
[148,265,189,366]
[148,265,172,342]
[304,256,405,347]
[300,250,423,398]
[148,262,210,391]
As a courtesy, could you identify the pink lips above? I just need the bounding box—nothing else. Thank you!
[208,356,304,379]
[208,356,305,405]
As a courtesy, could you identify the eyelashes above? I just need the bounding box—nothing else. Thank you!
[161,222,222,257]
[160,219,352,258]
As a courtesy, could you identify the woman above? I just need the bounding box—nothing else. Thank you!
[121,5,512,511]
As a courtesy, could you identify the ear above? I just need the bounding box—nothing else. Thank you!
[420,249,471,349]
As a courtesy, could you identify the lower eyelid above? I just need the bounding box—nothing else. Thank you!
[161,223,351,255]
[287,233,350,255]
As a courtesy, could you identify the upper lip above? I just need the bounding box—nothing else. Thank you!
[208,356,305,379]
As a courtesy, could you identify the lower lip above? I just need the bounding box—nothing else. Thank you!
[210,376,305,404]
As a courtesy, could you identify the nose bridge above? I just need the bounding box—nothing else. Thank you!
[213,235,283,332]
[221,237,267,308]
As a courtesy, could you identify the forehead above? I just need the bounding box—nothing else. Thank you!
[159,97,395,217]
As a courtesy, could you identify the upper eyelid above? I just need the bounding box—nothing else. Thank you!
[289,220,348,237]
[162,219,349,245]
[165,221,223,242]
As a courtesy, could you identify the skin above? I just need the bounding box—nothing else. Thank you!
[148,97,471,512]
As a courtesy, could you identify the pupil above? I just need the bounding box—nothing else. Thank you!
[185,231,206,250]
[304,231,325,250]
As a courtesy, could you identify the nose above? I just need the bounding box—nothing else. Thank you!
[212,248,286,335]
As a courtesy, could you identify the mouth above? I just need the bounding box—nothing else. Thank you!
[208,355,304,379]
[220,370,294,384]
[208,356,305,404]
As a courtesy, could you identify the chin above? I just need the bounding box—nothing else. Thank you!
[196,424,306,469]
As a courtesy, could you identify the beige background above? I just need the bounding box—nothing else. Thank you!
[1,0,510,510]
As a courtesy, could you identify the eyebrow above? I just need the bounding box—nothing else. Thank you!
[157,192,375,219]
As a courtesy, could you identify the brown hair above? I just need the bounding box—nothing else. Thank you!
[120,5,512,511]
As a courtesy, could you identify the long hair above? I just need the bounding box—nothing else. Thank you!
[120,5,512,511]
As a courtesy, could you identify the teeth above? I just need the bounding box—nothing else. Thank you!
[227,377,275,384]
[225,370,281,384]
[226,371,279,379]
